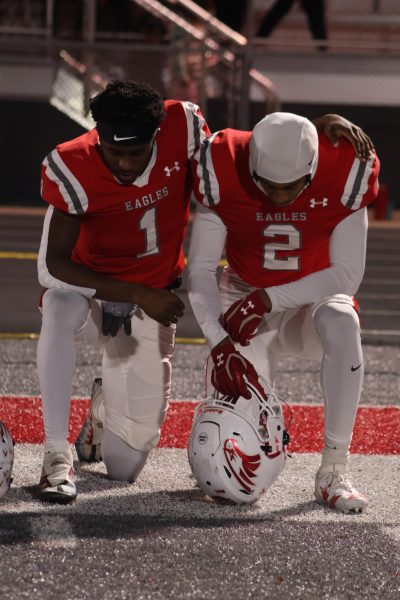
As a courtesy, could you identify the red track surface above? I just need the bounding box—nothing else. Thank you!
[0,396,399,454]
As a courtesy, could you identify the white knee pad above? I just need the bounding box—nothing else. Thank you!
[312,294,363,446]
[102,429,150,483]
[41,288,91,333]
[312,295,360,348]
[38,289,92,444]
[101,316,174,451]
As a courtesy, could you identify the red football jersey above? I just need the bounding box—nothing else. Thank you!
[193,129,379,287]
[41,100,210,288]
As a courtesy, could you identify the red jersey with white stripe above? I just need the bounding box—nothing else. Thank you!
[192,129,379,287]
[41,100,210,288]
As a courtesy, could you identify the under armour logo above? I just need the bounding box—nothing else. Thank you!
[164,162,180,177]
[310,198,328,208]
[241,300,254,316]
[216,353,224,367]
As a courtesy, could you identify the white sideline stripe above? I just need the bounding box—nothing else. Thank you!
[3,396,400,403]
[29,516,78,548]
[362,310,400,316]
[365,267,400,272]
[362,279,400,285]
[366,255,400,261]
[61,399,400,408]
[358,293,400,299]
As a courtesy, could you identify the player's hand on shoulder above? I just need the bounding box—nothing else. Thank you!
[313,114,374,161]
[136,287,185,327]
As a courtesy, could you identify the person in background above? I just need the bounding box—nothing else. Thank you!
[213,0,248,33]
[257,0,327,46]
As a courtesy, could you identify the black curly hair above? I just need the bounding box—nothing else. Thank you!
[89,80,165,128]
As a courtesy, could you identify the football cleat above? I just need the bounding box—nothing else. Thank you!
[75,377,104,462]
[0,421,15,499]
[37,448,77,504]
[315,469,368,514]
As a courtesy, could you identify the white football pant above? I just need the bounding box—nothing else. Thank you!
[217,268,364,452]
[37,288,175,474]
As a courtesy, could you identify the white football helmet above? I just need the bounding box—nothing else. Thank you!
[249,112,319,184]
[188,379,289,505]
[0,421,14,499]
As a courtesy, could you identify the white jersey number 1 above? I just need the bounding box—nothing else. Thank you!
[137,207,160,257]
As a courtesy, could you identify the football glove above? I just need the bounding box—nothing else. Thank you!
[222,290,268,346]
[101,302,137,337]
[210,339,264,400]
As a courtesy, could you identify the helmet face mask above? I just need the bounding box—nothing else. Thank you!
[0,421,14,499]
[188,380,289,505]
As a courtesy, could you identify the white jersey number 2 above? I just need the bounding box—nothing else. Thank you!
[263,224,300,271]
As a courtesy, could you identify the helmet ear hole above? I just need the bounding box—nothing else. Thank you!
[188,380,287,505]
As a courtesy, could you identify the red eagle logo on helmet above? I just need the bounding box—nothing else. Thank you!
[223,439,261,494]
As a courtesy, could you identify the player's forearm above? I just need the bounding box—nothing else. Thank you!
[43,255,149,305]
[266,209,368,312]
[188,275,227,349]
[187,204,228,348]
[265,263,360,312]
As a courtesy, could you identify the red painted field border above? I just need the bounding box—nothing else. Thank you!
[0,397,399,454]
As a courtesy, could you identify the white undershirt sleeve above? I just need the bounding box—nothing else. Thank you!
[187,204,228,348]
[37,206,96,298]
[267,207,368,312]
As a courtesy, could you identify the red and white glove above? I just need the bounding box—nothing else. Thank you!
[210,339,264,400]
[222,290,268,346]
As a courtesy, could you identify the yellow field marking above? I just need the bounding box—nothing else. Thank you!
[176,337,207,345]
[185,257,227,266]
[0,253,228,267]
[0,252,38,260]
[0,332,207,344]
[0,333,40,340]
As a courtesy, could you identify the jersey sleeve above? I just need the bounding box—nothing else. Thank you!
[340,152,380,211]
[266,208,368,312]
[41,150,89,215]
[188,203,228,348]
[180,101,211,160]
[37,206,96,298]
[192,132,222,208]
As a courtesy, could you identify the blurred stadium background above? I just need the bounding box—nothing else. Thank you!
[0,0,399,213]
[1,0,400,342]
[0,7,399,599]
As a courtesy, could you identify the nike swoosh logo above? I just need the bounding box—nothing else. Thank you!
[308,152,315,166]
[113,135,138,142]
[351,363,362,372]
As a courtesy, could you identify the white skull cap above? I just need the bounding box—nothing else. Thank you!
[249,112,319,184]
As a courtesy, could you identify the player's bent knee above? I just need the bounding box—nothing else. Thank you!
[313,302,360,346]
[42,288,89,327]
[102,428,150,483]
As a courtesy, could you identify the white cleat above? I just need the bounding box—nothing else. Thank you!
[37,448,76,504]
[75,378,104,462]
[315,469,368,514]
